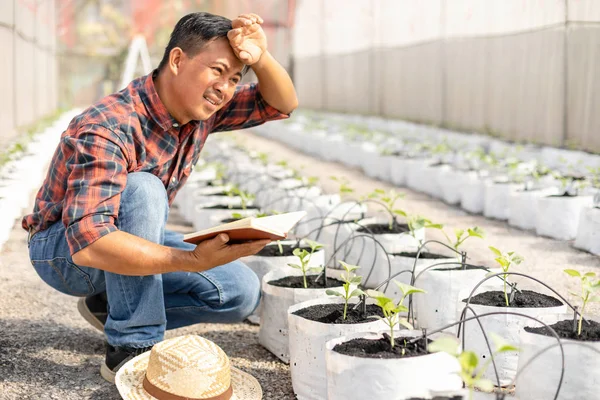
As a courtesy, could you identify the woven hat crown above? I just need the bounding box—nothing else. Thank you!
[145,335,231,399]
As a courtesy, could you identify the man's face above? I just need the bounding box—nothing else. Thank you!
[172,38,244,121]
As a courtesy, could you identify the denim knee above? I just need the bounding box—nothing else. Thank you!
[118,172,169,237]
[122,172,168,211]
[220,261,261,321]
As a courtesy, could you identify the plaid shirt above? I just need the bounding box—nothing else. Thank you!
[22,71,288,255]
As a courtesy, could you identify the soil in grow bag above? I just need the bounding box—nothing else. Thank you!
[268,275,344,289]
[466,290,563,308]
[356,223,409,235]
[433,264,488,272]
[525,319,600,341]
[406,396,462,400]
[333,333,430,359]
[257,243,311,257]
[391,251,452,260]
[291,303,384,324]
[203,204,260,210]
[202,191,231,196]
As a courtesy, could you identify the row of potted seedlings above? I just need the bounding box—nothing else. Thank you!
[254,113,600,256]
[176,136,599,399]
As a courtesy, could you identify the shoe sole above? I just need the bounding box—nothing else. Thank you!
[77,297,105,332]
[100,363,116,383]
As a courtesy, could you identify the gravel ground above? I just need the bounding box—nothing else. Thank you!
[1,129,599,399]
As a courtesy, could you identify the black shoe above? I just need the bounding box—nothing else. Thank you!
[77,292,108,332]
[100,343,154,383]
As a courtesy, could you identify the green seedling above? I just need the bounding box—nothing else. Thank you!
[225,186,255,210]
[256,152,269,166]
[367,282,425,348]
[276,240,284,255]
[287,245,324,289]
[367,188,406,230]
[564,269,600,335]
[330,176,354,197]
[304,238,325,255]
[489,247,524,307]
[304,176,320,187]
[395,213,443,246]
[429,334,519,400]
[440,227,485,251]
[326,261,364,320]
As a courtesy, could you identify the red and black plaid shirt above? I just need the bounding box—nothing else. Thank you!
[22,71,288,255]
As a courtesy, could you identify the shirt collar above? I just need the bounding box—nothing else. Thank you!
[140,70,181,131]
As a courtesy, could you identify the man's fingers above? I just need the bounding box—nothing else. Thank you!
[229,239,271,257]
[227,28,241,40]
[238,50,252,62]
[239,14,257,24]
[248,14,264,24]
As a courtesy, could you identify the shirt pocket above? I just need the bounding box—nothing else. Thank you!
[31,257,96,296]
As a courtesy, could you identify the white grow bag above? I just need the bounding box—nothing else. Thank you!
[353,251,448,301]
[483,181,521,220]
[405,158,438,194]
[507,188,559,230]
[364,154,396,182]
[414,266,494,333]
[389,156,409,186]
[573,206,600,255]
[515,328,600,400]
[535,195,593,240]
[459,297,566,386]
[325,330,462,400]
[288,298,388,400]
[242,241,325,324]
[258,269,343,363]
[460,172,487,214]
[438,168,471,206]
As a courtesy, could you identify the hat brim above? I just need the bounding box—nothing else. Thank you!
[115,351,262,400]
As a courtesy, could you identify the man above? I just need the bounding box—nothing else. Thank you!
[22,12,297,383]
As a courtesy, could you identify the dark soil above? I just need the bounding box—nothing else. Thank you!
[356,223,409,235]
[292,303,384,324]
[525,319,600,342]
[391,251,452,260]
[268,275,344,289]
[333,333,430,359]
[256,243,309,257]
[434,265,488,271]
[407,397,462,400]
[203,204,259,210]
[465,290,563,308]
[220,217,242,223]
[202,191,230,196]
[548,194,578,198]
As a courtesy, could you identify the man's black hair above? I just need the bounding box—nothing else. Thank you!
[157,12,249,74]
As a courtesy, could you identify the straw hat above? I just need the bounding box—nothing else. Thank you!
[115,335,262,400]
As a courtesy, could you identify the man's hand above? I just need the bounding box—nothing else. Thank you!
[189,233,270,271]
[227,13,267,65]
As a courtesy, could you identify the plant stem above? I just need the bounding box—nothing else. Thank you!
[504,277,509,307]
[343,300,348,320]
[389,321,395,348]
[303,272,308,289]
[578,297,587,336]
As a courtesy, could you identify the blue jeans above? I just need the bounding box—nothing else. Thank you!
[28,172,260,348]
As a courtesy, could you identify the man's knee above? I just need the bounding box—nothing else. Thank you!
[220,261,261,321]
[122,172,169,211]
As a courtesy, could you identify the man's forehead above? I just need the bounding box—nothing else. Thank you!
[198,38,244,72]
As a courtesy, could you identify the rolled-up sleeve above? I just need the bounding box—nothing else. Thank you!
[62,127,129,255]
[210,83,290,133]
